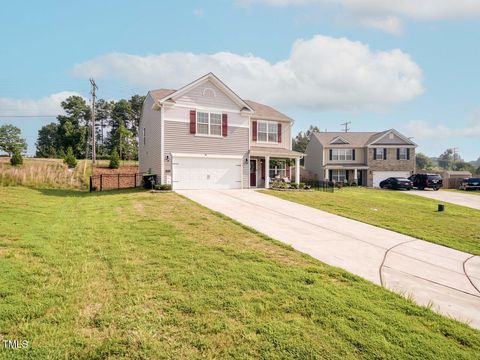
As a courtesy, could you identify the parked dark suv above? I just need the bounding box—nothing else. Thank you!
[459,178,480,191]
[409,173,443,190]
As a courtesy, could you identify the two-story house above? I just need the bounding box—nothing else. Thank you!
[139,73,303,190]
[304,130,417,187]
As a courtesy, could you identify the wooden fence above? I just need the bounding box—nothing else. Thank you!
[90,173,143,192]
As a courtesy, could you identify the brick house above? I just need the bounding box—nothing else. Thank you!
[304,129,417,187]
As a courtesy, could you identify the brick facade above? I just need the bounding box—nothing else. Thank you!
[367,147,416,187]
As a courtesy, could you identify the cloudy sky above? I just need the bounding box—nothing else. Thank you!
[1,0,479,160]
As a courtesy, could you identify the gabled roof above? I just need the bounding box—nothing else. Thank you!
[313,132,379,147]
[367,128,417,146]
[330,135,350,144]
[149,73,254,113]
[312,129,416,147]
[244,100,293,122]
[147,73,293,122]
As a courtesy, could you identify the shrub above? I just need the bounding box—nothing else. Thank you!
[154,184,172,191]
[63,147,77,169]
[299,182,305,189]
[10,150,23,166]
[109,148,120,169]
[290,183,299,189]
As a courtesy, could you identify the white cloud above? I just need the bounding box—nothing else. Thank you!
[356,16,404,35]
[238,0,480,33]
[406,119,480,140]
[0,92,81,117]
[72,35,423,110]
[193,8,205,18]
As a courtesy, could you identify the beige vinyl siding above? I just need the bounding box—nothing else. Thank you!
[323,147,366,165]
[138,94,162,175]
[304,136,324,179]
[174,80,240,111]
[164,106,249,128]
[250,118,292,150]
[164,121,249,187]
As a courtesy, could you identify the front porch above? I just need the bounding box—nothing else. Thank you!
[324,165,369,186]
[249,147,304,188]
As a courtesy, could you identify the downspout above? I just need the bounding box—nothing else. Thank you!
[160,104,165,185]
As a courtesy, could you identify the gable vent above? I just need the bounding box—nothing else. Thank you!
[203,88,216,97]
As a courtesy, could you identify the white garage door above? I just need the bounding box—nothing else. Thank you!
[372,171,410,188]
[172,155,242,190]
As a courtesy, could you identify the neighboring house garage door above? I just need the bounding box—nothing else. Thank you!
[372,171,411,188]
[172,155,242,190]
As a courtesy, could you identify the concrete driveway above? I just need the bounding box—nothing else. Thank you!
[406,189,480,210]
[178,189,480,329]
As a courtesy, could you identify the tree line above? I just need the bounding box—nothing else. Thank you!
[35,95,145,161]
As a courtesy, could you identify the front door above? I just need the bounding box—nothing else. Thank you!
[357,170,363,186]
[250,160,256,187]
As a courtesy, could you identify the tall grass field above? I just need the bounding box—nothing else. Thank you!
[0,157,88,189]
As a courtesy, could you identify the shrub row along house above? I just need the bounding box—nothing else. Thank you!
[139,73,416,189]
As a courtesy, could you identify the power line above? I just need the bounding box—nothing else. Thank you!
[340,121,351,132]
[0,115,58,118]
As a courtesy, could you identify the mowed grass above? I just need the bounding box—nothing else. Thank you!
[0,187,479,359]
[260,188,480,255]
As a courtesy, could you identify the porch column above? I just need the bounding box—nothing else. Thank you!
[324,168,329,180]
[354,168,358,183]
[265,155,270,189]
[295,158,300,185]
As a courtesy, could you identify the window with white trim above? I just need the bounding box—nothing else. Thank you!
[258,121,278,143]
[399,147,408,160]
[331,170,346,182]
[269,160,286,179]
[197,111,222,136]
[375,148,384,160]
[332,149,353,161]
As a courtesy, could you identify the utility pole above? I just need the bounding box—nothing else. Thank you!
[451,147,459,170]
[340,121,351,132]
[90,78,98,165]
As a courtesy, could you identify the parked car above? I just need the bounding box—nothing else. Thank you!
[459,177,480,191]
[409,173,443,190]
[379,177,413,190]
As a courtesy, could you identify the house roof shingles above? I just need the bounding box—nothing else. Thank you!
[313,132,380,147]
[149,89,292,122]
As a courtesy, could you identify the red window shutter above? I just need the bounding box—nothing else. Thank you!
[222,114,228,137]
[189,110,196,134]
[252,121,257,141]
[277,123,282,143]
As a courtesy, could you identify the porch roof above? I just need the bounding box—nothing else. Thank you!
[249,146,304,159]
[324,164,369,170]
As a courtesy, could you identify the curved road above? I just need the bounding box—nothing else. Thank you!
[178,189,480,329]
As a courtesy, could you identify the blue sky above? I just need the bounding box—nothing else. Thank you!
[0,0,479,160]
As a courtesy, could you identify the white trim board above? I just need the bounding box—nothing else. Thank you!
[172,153,244,159]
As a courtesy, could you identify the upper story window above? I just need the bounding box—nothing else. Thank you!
[258,121,278,143]
[197,111,222,137]
[332,149,353,161]
[399,147,408,160]
[374,148,385,160]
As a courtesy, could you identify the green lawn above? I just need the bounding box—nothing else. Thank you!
[260,188,480,256]
[0,187,479,359]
